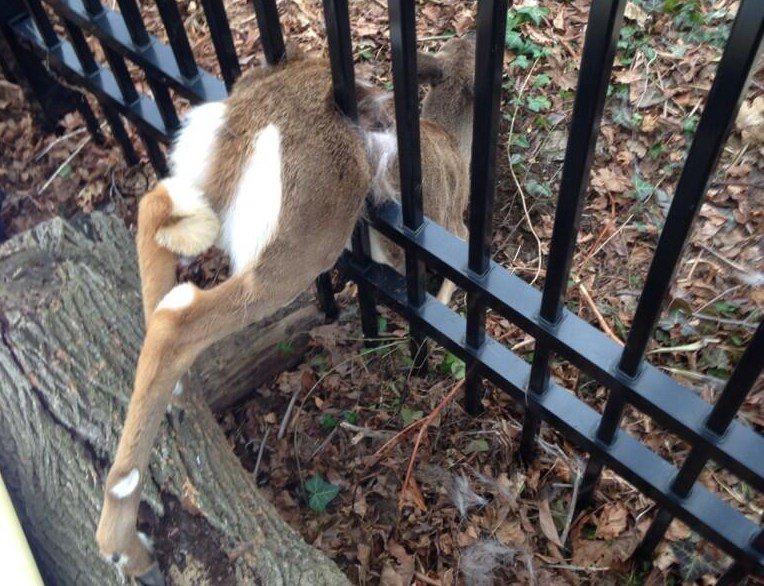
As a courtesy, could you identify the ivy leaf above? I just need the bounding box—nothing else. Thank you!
[533,73,552,88]
[401,406,424,427]
[517,5,550,26]
[304,475,340,512]
[438,352,466,380]
[526,96,551,112]
[512,135,530,149]
[526,179,552,198]
[277,340,294,354]
[320,414,338,431]
[465,439,490,454]
[511,55,531,70]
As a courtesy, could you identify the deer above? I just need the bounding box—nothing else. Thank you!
[360,36,474,305]
[95,40,476,585]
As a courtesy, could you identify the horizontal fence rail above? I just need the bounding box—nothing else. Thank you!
[2,0,762,582]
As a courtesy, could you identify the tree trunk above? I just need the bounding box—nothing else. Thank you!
[0,213,350,586]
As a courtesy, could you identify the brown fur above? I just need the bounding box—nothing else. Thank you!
[96,55,371,579]
[359,37,476,303]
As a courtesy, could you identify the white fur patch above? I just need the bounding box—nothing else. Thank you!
[138,531,154,553]
[170,101,226,191]
[155,177,220,257]
[173,381,184,396]
[156,283,196,312]
[368,227,396,267]
[219,124,283,273]
[364,129,399,204]
[110,468,140,499]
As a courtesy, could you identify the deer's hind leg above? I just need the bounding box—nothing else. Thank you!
[96,267,302,581]
[436,220,468,306]
[136,180,220,326]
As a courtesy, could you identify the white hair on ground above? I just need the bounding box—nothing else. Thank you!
[448,473,488,518]
[460,539,517,586]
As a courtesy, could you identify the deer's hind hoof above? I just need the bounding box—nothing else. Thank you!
[137,564,166,586]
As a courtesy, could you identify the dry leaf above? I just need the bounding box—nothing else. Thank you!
[400,475,427,512]
[538,498,563,547]
[736,96,764,145]
[624,3,648,28]
[595,503,629,539]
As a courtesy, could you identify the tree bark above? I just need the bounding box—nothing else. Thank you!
[0,213,350,586]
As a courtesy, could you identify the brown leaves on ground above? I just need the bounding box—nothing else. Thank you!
[4,0,763,584]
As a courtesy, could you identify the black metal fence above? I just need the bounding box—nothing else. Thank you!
[1,0,762,581]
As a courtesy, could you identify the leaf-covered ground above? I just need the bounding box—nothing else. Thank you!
[1,0,762,584]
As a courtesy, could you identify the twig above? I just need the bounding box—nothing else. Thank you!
[693,313,759,329]
[574,277,622,344]
[307,425,339,462]
[414,572,442,586]
[578,214,634,271]
[542,564,610,572]
[278,385,302,439]
[507,59,543,285]
[32,126,88,162]
[253,426,271,478]
[38,134,93,195]
[697,243,758,278]
[559,464,582,546]
[399,379,465,510]
[340,421,395,442]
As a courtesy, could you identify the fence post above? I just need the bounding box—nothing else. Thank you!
[0,0,80,132]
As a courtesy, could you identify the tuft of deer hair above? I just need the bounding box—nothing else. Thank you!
[95,38,476,583]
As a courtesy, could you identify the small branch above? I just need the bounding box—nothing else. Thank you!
[559,464,582,546]
[507,59,543,285]
[278,385,302,439]
[399,379,465,510]
[414,572,442,586]
[339,421,395,442]
[253,426,271,478]
[574,278,622,344]
[307,426,339,463]
[38,134,93,195]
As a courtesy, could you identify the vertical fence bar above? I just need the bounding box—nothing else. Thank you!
[114,0,150,47]
[321,0,376,336]
[577,0,764,512]
[250,0,285,65]
[317,0,359,323]
[154,0,199,80]
[463,0,509,413]
[21,0,104,141]
[21,0,58,47]
[388,0,427,366]
[62,18,139,163]
[113,0,179,131]
[634,320,764,562]
[199,0,240,90]
[518,0,627,463]
[715,563,747,586]
[82,0,167,172]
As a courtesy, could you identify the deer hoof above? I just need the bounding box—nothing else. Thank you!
[136,564,166,586]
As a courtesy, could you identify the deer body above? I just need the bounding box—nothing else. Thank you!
[96,40,476,584]
[96,57,371,582]
[363,37,475,304]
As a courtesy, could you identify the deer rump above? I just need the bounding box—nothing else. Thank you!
[96,41,473,584]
